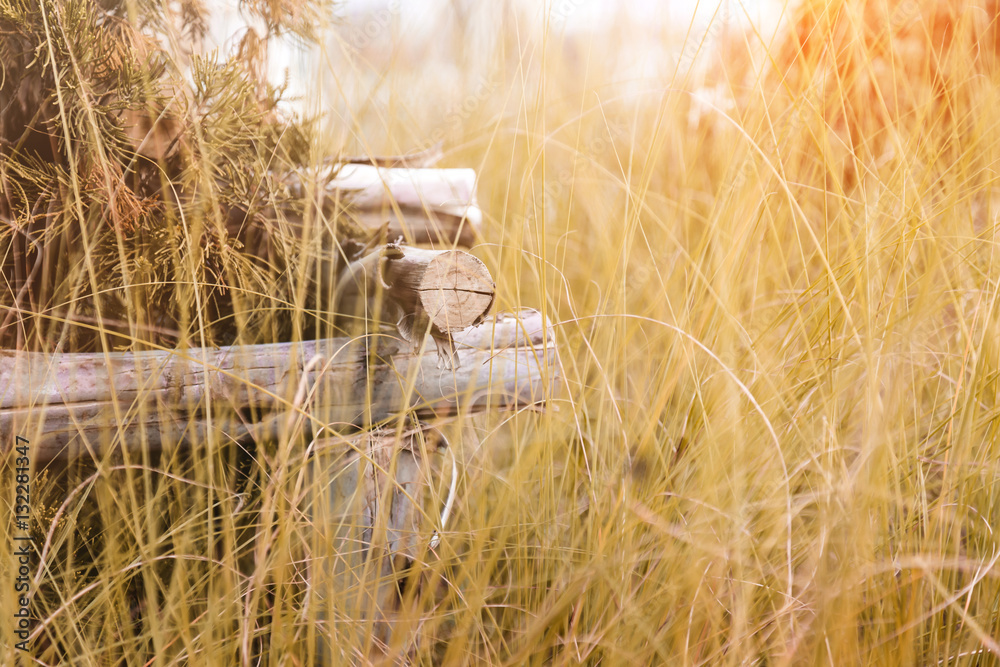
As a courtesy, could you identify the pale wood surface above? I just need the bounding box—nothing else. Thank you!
[282,164,482,247]
[334,244,496,363]
[310,428,439,657]
[1,310,557,461]
[382,247,495,334]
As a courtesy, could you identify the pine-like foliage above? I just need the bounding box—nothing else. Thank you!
[0,0,348,352]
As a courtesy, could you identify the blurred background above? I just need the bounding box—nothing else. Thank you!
[207,0,788,132]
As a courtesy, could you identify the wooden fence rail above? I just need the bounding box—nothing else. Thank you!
[1,310,557,461]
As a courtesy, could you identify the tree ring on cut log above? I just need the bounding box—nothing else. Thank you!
[378,246,496,339]
[418,250,495,332]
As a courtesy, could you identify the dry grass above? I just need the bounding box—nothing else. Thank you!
[4,0,1000,664]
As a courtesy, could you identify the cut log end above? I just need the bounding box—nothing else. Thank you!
[417,250,494,333]
[376,246,495,338]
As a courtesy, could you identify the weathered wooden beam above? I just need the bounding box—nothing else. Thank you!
[309,426,443,657]
[0,310,557,461]
[282,164,482,247]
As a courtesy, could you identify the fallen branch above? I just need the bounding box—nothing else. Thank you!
[1,310,557,461]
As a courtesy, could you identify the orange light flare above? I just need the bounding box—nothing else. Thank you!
[762,0,1000,191]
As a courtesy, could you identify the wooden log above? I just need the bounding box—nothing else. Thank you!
[0,310,557,461]
[381,246,495,334]
[281,164,482,247]
[335,244,495,362]
[309,427,444,657]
